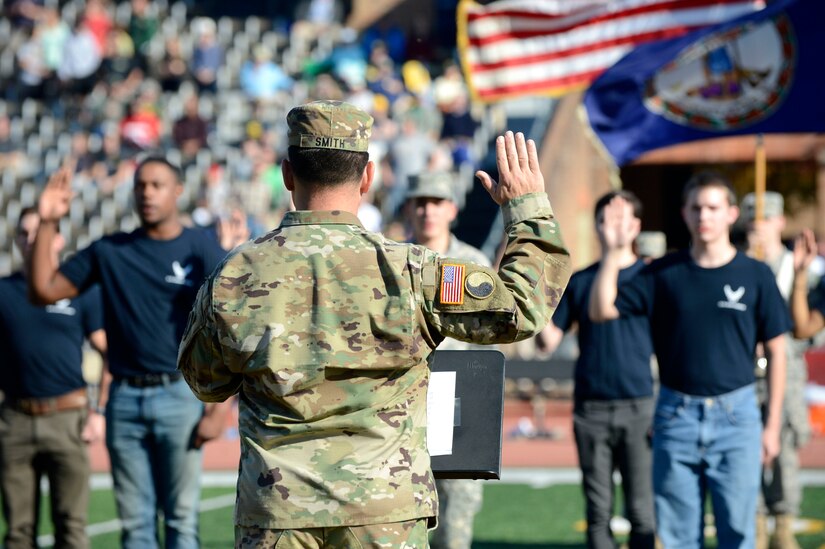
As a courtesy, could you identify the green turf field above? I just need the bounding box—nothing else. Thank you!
[4,483,825,547]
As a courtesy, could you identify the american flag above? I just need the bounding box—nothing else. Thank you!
[458,0,764,102]
[440,264,466,305]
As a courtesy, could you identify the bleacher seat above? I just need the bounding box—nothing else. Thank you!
[18,181,36,209]
[70,199,85,230]
[0,50,14,80]
[0,252,11,277]
[87,215,104,242]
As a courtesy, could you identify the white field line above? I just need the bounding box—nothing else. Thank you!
[35,469,825,546]
[35,494,236,546]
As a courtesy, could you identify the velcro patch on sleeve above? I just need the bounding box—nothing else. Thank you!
[439,264,465,305]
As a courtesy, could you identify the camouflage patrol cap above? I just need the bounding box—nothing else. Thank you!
[287,100,373,152]
[741,191,784,220]
[405,172,456,203]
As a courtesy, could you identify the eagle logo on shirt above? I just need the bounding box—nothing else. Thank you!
[717,284,747,311]
[46,298,77,316]
[164,261,194,286]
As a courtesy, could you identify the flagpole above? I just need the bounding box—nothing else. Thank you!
[754,133,766,260]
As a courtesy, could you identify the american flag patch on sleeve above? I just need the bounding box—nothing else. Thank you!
[439,264,465,305]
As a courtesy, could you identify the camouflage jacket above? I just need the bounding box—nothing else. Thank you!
[177,192,570,529]
[438,235,491,352]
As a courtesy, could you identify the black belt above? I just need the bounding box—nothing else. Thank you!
[115,372,183,388]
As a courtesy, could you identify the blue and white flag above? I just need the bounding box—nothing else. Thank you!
[583,0,825,166]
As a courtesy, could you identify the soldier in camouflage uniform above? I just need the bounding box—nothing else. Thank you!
[742,192,814,549]
[403,172,489,549]
[177,100,572,548]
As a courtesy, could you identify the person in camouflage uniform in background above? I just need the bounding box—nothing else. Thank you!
[403,171,490,549]
[742,192,815,549]
[177,100,572,548]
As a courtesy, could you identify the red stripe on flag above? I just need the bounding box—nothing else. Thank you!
[466,0,748,25]
[459,0,762,102]
[475,69,606,100]
[468,25,707,73]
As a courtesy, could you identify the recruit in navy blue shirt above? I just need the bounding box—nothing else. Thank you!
[615,250,790,396]
[553,260,654,401]
[0,276,103,399]
[58,228,225,378]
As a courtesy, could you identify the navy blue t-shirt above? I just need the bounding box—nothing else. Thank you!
[0,274,103,399]
[616,250,790,396]
[554,260,653,401]
[60,227,225,377]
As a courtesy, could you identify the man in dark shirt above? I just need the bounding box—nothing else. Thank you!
[0,207,105,549]
[590,172,789,548]
[29,157,246,549]
[172,95,209,166]
[543,190,654,549]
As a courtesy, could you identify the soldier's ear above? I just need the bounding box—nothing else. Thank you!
[359,160,375,196]
[282,159,295,191]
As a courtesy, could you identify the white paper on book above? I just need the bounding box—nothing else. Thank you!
[426,371,457,456]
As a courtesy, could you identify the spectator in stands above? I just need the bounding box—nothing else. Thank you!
[589,172,789,548]
[100,28,144,103]
[0,206,106,549]
[0,114,25,174]
[120,95,161,153]
[58,18,103,99]
[239,45,293,101]
[156,36,187,93]
[38,7,69,74]
[386,116,436,217]
[190,17,223,94]
[128,0,157,71]
[172,94,209,166]
[82,0,112,55]
[403,172,490,549]
[540,190,656,549]
[5,0,45,29]
[71,130,97,177]
[29,158,247,549]
[435,64,479,169]
[13,25,51,105]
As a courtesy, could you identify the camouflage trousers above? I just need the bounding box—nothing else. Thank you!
[235,518,430,548]
[760,425,803,517]
[429,479,484,549]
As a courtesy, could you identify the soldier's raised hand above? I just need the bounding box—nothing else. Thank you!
[476,131,544,205]
[38,160,76,223]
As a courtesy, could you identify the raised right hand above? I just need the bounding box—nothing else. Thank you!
[38,160,75,223]
[600,196,640,251]
[793,228,817,274]
[476,131,545,205]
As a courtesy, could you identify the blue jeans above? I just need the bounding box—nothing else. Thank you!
[652,384,762,549]
[106,377,204,549]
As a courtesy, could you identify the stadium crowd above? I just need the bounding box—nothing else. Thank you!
[0,0,491,276]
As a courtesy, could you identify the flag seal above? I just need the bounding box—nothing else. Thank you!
[439,264,466,305]
[643,14,795,131]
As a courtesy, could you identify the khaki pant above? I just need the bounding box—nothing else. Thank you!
[236,519,430,548]
[0,406,90,549]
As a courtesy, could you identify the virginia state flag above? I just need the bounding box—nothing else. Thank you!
[583,0,825,166]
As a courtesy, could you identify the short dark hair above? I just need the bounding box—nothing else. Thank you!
[287,146,368,188]
[682,171,736,206]
[17,206,39,229]
[594,190,642,220]
[135,155,183,184]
